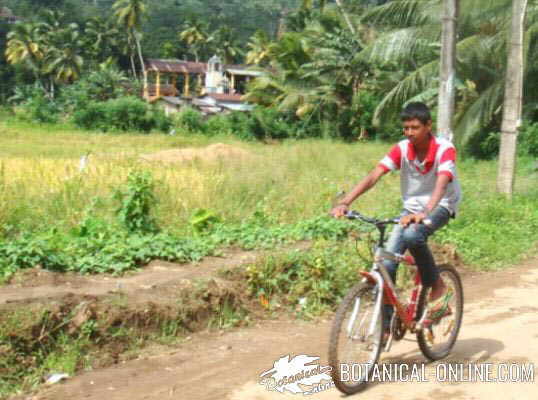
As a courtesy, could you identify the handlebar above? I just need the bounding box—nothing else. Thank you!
[344,210,432,227]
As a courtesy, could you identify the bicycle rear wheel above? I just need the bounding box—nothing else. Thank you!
[416,265,463,360]
[328,282,384,394]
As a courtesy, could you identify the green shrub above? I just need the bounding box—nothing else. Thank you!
[152,107,173,132]
[480,131,500,159]
[72,101,107,130]
[519,122,538,157]
[72,97,171,133]
[174,106,206,133]
[11,87,59,124]
[59,65,129,112]
[104,97,154,132]
[465,122,538,160]
[226,111,256,140]
[205,114,233,136]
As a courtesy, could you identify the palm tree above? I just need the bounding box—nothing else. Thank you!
[113,0,147,77]
[84,17,121,63]
[245,10,370,139]
[179,19,209,62]
[210,27,243,64]
[44,24,84,84]
[497,0,528,195]
[246,30,272,66]
[357,0,538,148]
[335,0,356,34]
[5,22,44,80]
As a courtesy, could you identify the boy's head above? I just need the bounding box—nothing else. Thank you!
[400,102,432,125]
[400,102,432,144]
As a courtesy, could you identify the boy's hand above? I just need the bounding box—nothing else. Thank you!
[330,204,348,218]
[400,213,427,227]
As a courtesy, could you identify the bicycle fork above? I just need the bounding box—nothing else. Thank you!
[346,270,385,349]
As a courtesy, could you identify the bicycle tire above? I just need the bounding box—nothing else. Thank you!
[416,265,464,361]
[328,281,384,394]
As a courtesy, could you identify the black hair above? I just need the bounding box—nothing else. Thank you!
[400,102,432,124]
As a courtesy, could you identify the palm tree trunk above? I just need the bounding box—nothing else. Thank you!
[276,8,289,39]
[335,0,356,35]
[437,0,458,142]
[133,30,147,97]
[134,31,146,76]
[497,0,528,196]
[130,53,137,78]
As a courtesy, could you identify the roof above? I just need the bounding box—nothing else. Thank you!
[225,68,263,77]
[206,93,244,103]
[146,59,208,74]
[146,59,263,76]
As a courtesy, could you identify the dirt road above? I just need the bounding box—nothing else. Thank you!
[27,257,538,400]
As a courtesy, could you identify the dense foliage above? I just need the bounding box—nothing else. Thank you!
[1,0,538,154]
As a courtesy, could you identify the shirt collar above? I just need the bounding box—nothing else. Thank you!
[407,134,437,163]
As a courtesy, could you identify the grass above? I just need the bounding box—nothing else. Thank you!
[0,117,537,271]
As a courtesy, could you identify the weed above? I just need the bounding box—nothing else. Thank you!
[115,170,159,234]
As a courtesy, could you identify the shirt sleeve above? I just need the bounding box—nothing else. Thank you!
[437,147,456,181]
[379,144,402,172]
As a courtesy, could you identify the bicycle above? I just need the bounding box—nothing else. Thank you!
[328,210,463,394]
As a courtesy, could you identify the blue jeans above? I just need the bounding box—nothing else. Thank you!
[382,206,451,329]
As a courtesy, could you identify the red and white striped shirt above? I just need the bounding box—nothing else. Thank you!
[379,135,462,215]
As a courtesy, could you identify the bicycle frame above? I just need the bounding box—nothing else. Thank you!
[360,247,421,331]
[343,210,434,350]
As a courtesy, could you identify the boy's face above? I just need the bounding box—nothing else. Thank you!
[402,118,432,146]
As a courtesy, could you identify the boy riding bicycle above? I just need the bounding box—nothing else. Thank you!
[331,102,461,337]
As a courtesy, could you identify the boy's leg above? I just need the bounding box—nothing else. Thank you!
[401,206,451,292]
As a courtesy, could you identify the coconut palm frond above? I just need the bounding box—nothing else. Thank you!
[373,59,439,126]
[455,81,504,146]
[405,87,438,106]
[360,0,438,28]
[358,25,440,65]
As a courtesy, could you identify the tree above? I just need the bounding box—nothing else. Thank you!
[113,0,147,77]
[335,0,356,35]
[246,30,272,65]
[84,17,121,64]
[497,0,528,195]
[437,0,458,141]
[245,9,373,139]
[44,23,84,84]
[359,0,535,148]
[179,19,210,62]
[210,26,243,64]
[5,22,44,80]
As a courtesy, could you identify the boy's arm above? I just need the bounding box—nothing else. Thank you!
[424,173,451,214]
[330,165,388,217]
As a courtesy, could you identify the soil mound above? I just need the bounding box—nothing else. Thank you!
[141,143,251,164]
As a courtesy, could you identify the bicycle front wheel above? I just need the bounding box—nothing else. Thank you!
[328,282,384,394]
[416,265,464,361]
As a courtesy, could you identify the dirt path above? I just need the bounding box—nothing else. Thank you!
[24,257,537,400]
[0,250,266,306]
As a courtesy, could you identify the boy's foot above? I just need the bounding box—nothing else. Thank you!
[429,277,447,302]
[427,288,454,321]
